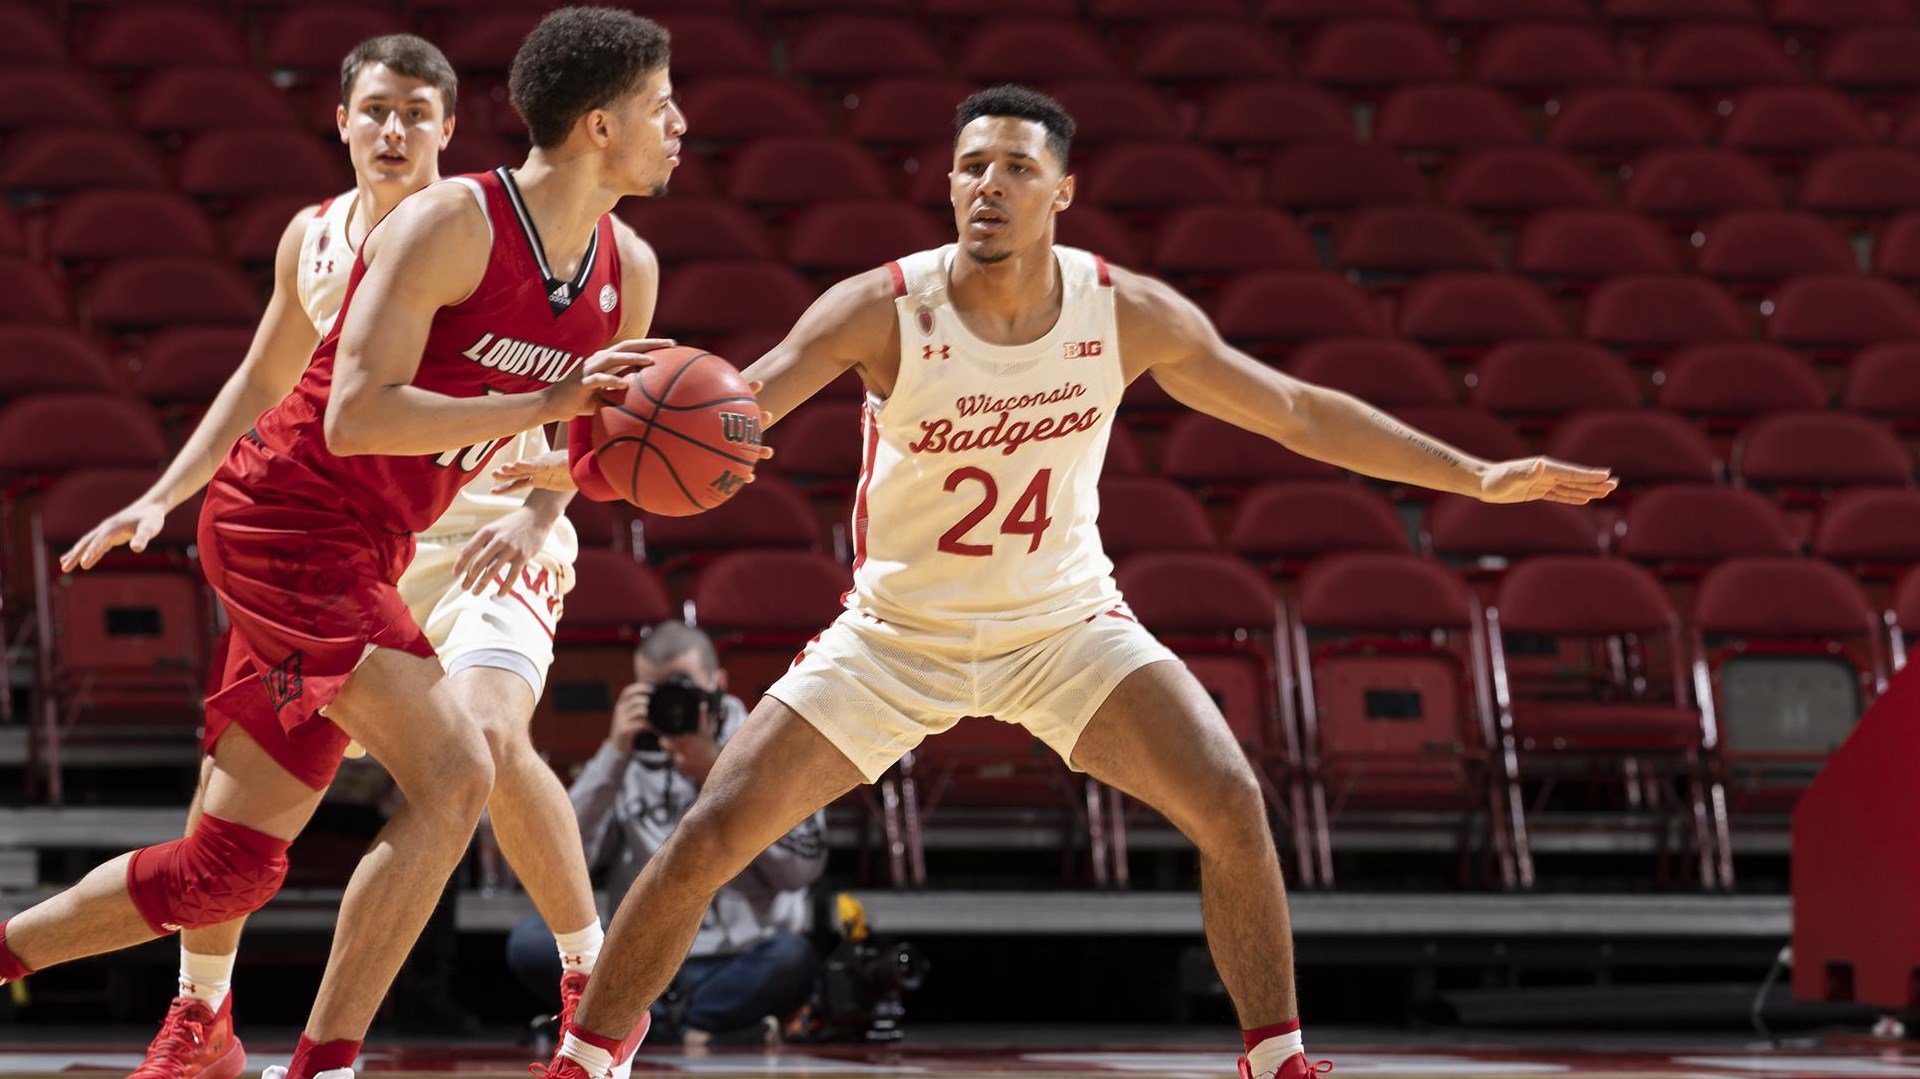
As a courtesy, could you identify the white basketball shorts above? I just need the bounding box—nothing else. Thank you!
[397,531,574,699]
[767,607,1180,783]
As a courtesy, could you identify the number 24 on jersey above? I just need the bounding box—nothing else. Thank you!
[938,468,1053,556]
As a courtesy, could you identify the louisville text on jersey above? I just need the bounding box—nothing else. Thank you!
[460,332,588,384]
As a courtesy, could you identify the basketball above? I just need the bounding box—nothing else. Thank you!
[586,347,762,516]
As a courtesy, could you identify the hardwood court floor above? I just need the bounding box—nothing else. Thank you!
[6,1038,1920,1079]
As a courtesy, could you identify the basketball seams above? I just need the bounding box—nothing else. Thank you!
[639,419,760,468]
[635,351,713,407]
[594,347,753,514]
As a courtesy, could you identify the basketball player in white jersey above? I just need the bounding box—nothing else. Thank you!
[545,85,1618,1079]
[61,36,614,1079]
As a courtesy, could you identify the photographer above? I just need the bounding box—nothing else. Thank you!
[507,622,827,1046]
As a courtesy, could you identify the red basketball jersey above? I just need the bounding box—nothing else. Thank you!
[243,167,623,534]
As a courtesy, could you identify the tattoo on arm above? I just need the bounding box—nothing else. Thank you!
[1369,411,1465,469]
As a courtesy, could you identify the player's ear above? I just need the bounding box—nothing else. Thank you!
[336,104,350,144]
[1053,173,1074,214]
[439,111,456,150]
[587,108,613,147]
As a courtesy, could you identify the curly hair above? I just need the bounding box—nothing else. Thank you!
[509,7,671,149]
[954,84,1076,169]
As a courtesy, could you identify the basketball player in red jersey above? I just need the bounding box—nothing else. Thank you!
[57,34,626,1079]
[547,86,1617,1079]
[0,11,707,1079]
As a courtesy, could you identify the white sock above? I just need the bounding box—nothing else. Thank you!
[178,946,235,1010]
[559,1031,614,1078]
[555,922,604,976]
[1247,1029,1306,1079]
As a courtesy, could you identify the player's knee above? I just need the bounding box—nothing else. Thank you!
[666,805,761,886]
[434,742,497,820]
[1183,766,1271,855]
[126,815,290,935]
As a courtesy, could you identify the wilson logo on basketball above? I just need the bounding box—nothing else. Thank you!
[1064,340,1103,359]
[719,411,763,445]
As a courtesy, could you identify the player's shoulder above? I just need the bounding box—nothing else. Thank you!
[607,213,659,277]
[1103,262,1202,322]
[363,180,492,262]
[822,265,903,324]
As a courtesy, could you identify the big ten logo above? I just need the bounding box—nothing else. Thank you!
[1064,340,1103,359]
[719,411,763,446]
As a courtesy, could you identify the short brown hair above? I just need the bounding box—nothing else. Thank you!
[636,621,718,675]
[341,34,458,116]
[510,7,670,149]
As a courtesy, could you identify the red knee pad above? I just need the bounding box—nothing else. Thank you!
[127,814,291,935]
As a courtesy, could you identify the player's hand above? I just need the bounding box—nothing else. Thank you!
[59,496,168,573]
[541,337,675,422]
[1478,457,1618,505]
[740,379,777,475]
[491,449,575,495]
[452,506,552,595]
[658,705,720,786]
[607,682,651,755]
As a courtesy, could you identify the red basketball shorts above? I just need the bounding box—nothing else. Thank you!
[196,440,434,791]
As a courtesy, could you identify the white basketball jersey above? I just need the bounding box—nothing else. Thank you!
[297,190,576,554]
[846,244,1125,645]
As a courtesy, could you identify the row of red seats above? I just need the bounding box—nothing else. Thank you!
[29,58,1920,175]
[561,461,1920,577]
[21,191,1920,297]
[5,380,1920,494]
[7,458,1904,888]
[542,540,1908,888]
[18,233,1920,357]
[20,3,1920,85]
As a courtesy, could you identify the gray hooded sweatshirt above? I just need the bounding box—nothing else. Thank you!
[568,694,829,958]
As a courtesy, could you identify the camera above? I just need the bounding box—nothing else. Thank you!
[794,895,928,1043]
[646,672,724,737]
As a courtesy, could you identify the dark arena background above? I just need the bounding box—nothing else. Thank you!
[7,1,1920,1079]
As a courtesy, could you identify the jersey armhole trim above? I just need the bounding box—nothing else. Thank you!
[447,176,494,247]
[314,197,334,218]
[886,261,906,298]
[1093,255,1111,288]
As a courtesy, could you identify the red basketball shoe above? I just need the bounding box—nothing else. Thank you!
[128,994,246,1079]
[555,975,648,1079]
[1238,1053,1332,1079]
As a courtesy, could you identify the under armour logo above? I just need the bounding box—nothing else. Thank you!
[923,344,950,360]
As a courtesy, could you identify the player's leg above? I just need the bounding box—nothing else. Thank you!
[560,698,863,1072]
[289,646,498,1054]
[125,757,254,1079]
[178,756,252,996]
[1,723,326,978]
[1068,660,1312,1078]
[456,666,596,932]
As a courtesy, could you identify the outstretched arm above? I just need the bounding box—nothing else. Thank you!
[61,207,324,571]
[323,184,647,457]
[741,266,899,428]
[1120,269,1616,505]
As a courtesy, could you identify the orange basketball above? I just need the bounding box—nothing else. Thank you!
[588,347,761,516]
